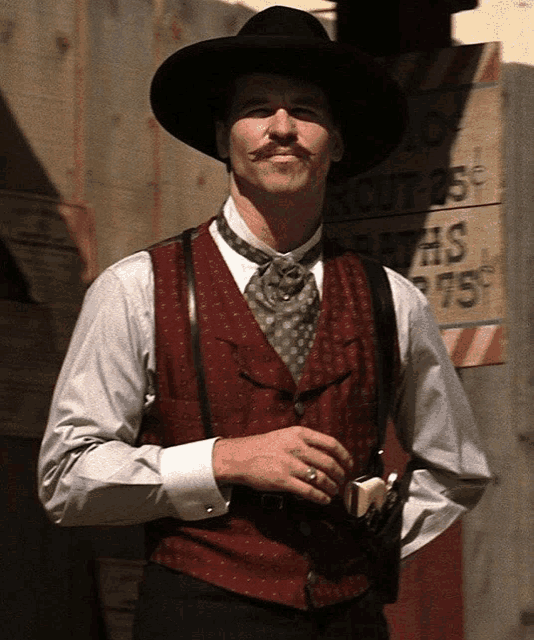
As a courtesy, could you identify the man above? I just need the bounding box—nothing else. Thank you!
[38,7,491,640]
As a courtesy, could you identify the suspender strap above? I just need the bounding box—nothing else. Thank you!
[182,228,214,439]
[360,257,398,478]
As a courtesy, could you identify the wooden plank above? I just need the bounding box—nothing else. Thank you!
[0,0,77,199]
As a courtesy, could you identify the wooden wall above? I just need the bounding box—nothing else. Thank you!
[460,62,534,640]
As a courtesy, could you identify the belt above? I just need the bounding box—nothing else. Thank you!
[232,485,350,521]
[233,485,299,511]
[231,485,371,581]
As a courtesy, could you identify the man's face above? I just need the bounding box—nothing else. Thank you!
[216,73,344,197]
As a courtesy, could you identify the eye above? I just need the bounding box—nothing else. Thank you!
[291,106,322,120]
[246,108,272,117]
[237,103,273,118]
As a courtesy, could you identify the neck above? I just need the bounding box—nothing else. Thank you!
[229,175,324,253]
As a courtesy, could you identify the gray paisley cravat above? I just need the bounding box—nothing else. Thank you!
[217,214,321,381]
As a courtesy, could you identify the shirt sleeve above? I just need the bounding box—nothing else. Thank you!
[386,269,492,558]
[38,253,230,527]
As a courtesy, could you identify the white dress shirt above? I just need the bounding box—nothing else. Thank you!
[38,197,491,559]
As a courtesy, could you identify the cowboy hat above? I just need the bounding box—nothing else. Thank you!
[150,6,407,179]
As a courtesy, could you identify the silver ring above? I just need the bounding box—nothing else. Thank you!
[305,467,318,483]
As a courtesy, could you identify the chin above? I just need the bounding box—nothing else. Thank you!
[258,170,316,194]
[263,182,306,195]
[234,167,324,198]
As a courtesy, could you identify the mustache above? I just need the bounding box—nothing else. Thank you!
[249,142,311,162]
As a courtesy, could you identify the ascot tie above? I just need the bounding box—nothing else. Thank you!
[217,214,321,381]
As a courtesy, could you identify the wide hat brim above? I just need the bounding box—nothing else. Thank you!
[150,34,408,179]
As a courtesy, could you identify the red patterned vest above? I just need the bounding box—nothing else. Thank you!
[139,219,381,610]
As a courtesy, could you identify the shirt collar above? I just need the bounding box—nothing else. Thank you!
[223,196,323,263]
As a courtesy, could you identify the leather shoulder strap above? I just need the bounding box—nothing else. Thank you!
[359,256,398,477]
[182,228,214,440]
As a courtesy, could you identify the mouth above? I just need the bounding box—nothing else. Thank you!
[251,147,309,162]
[269,153,300,159]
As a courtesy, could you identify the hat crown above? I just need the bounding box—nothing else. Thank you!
[238,6,331,41]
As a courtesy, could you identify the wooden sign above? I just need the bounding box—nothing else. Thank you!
[327,43,505,366]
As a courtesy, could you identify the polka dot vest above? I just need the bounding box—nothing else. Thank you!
[140,218,381,611]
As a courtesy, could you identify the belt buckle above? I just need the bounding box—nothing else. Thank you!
[260,493,285,510]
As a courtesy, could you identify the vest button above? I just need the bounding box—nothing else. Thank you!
[307,570,317,584]
[294,400,305,417]
[300,521,312,537]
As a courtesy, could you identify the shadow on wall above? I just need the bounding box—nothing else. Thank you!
[0,87,60,198]
[0,86,57,302]
[0,87,86,439]
[0,88,126,640]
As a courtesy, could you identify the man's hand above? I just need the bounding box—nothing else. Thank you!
[212,426,354,505]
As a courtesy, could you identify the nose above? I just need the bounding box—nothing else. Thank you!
[268,108,297,141]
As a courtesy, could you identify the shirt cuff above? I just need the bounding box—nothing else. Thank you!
[161,438,231,521]
[399,469,466,559]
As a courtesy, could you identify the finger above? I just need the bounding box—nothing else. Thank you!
[299,465,339,498]
[298,428,354,474]
[287,477,332,505]
[299,449,346,488]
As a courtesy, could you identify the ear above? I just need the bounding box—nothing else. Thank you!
[215,121,229,160]
[330,127,344,163]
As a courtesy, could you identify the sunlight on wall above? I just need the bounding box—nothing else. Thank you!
[453,0,534,64]
[220,0,533,65]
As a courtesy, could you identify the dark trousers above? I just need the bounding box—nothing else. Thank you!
[133,563,389,640]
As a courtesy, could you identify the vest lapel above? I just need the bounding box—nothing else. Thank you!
[195,224,363,396]
[297,248,362,393]
[195,225,296,393]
